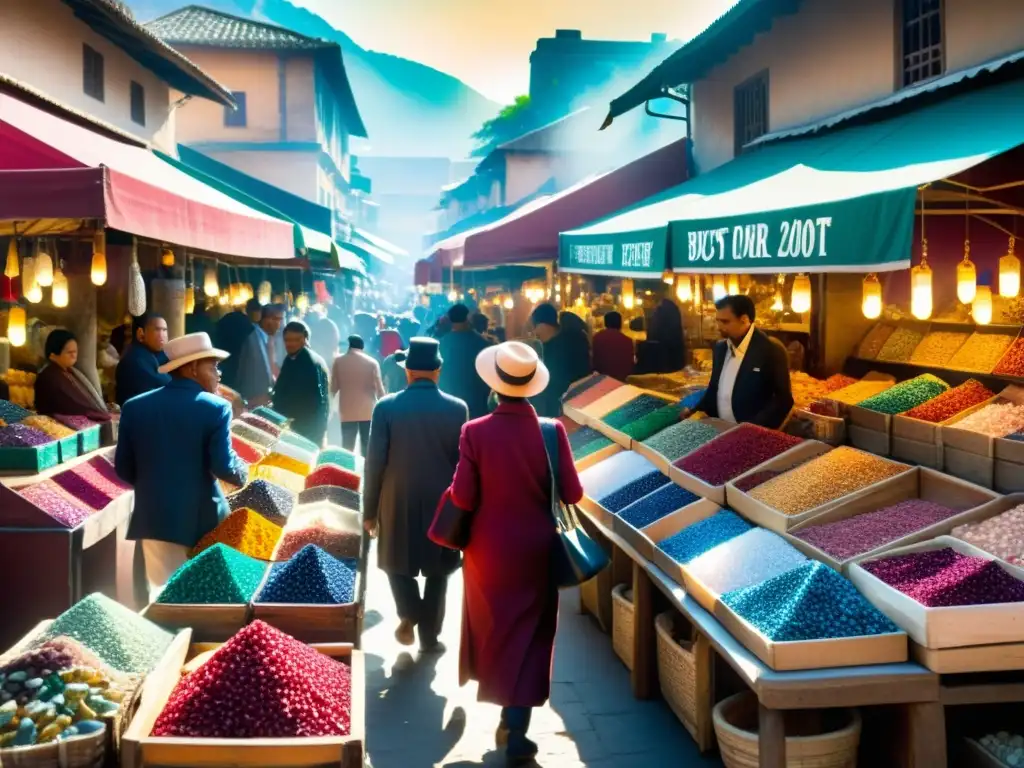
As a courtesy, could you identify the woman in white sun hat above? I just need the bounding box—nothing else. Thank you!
[446,341,583,764]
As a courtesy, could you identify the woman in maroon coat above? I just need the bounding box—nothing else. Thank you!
[449,341,583,764]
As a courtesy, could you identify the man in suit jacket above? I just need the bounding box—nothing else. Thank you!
[235,304,285,407]
[682,294,794,429]
[115,313,170,406]
[331,335,386,455]
[363,338,468,654]
[116,333,249,601]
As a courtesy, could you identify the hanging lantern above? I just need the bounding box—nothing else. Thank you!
[621,278,635,310]
[161,248,175,268]
[204,264,220,298]
[503,295,514,310]
[91,232,107,286]
[446,289,457,302]
[218,290,229,306]
[1000,237,1021,298]
[7,306,26,347]
[791,273,812,314]
[771,290,784,312]
[34,243,53,287]
[22,256,41,304]
[661,269,674,285]
[711,274,727,301]
[128,253,146,316]
[861,274,883,320]
[956,242,977,304]
[675,274,692,303]
[727,274,740,295]
[295,292,310,312]
[973,285,993,325]
[229,283,242,306]
[243,283,254,302]
[51,268,68,308]
[184,287,196,315]
[257,280,272,305]
[911,247,933,320]
[4,239,18,279]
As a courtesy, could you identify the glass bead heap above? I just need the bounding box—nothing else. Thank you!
[563,374,610,403]
[641,420,722,462]
[952,503,1024,564]
[825,380,892,406]
[856,374,948,415]
[564,376,623,409]
[686,528,808,597]
[20,415,76,439]
[0,424,52,447]
[157,543,268,604]
[256,545,356,604]
[861,548,1024,607]
[0,399,31,423]
[658,510,752,565]
[876,326,925,362]
[857,324,896,359]
[903,379,994,423]
[909,331,969,367]
[598,471,670,513]
[947,332,1015,374]
[950,401,1024,438]
[192,508,283,560]
[620,404,685,442]
[305,464,361,492]
[993,338,1024,377]
[251,406,289,427]
[600,395,671,429]
[17,481,92,527]
[50,470,113,510]
[617,484,699,529]
[674,424,803,486]
[227,479,295,527]
[297,485,361,510]
[316,448,361,473]
[239,413,282,438]
[580,451,657,501]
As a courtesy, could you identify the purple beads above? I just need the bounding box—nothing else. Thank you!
[862,548,1024,607]
[0,424,51,447]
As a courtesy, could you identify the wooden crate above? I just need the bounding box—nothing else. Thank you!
[250,561,364,645]
[944,445,995,489]
[142,602,252,643]
[121,634,365,768]
[912,639,1024,674]
[847,423,892,457]
[631,417,735,475]
[891,434,943,469]
[783,467,1000,572]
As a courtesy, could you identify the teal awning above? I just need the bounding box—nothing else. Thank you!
[561,78,1024,276]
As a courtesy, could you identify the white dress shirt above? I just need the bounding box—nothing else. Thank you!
[716,323,756,423]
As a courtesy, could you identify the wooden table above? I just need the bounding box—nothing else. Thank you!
[580,509,945,768]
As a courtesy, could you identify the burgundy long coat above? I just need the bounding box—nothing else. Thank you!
[450,401,583,707]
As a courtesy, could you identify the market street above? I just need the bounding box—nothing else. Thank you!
[362,544,724,768]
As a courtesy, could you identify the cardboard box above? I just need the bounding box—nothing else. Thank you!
[573,441,622,472]
[647,499,723,592]
[613,495,720,563]
[849,536,1024,650]
[576,385,645,426]
[891,435,943,469]
[591,390,678,449]
[940,387,1024,459]
[847,423,891,457]
[630,417,735,475]
[995,459,1024,493]
[784,468,1000,572]
[944,445,994,488]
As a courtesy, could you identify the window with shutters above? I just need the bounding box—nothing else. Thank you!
[83,45,104,102]
[734,70,768,155]
[900,0,944,87]
[130,81,145,126]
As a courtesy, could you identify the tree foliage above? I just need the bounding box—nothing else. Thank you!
[470,95,538,156]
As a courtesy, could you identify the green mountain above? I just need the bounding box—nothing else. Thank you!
[127,0,499,158]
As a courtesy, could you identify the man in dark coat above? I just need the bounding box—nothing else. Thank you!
[529,303,591,417]
[438,303,492,419]
[363,337,468,653]
[116,332,248,601]
[214,299,259,390]
[272,320,330,446]
[115,313,170,406]
[682,294,794,429]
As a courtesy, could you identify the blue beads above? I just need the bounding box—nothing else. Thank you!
[617,484,699,529]
[658,510,752,565]
[297,485,361,511]
[227,479,294,526]
[599,471,671,513]
[722,561,898,641]
[256,544,356,604]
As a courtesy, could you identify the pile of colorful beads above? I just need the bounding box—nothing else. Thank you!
[52,415,98,432]
[861,548,1024,607]
[903,379,995,423]
[278,431,320,455]
[152,621,351,738]
[157,544,267,604]
[601,395,670,429]
[824,379,893,406]
[978,732,1024,767]
[580,451,658,501]
[947,332,1016,373]
[909,331,969,366]
[748,447,907,516]
[239,413,282,438]
[258,452,310,478]
[0,399,31,423]
[993,337,1024,377]
[642,420,722,462]
[686,528,808,597]
[231,421,277,450]
[252,406,289,427]
[732,469,785,493]
[876,326,926,362]
[0,665,119,746]
[305,464,361,492]
[723,562,898,641]
[569,426,615,460]
[581,386,642,418]
[17,481,92,527]
[658,510,752,565]
[794,499,960,561]
[617,484,699,529]
[790,372,830,409]
[857,374,949,415]
[256,545,356,604]
[231,437,264,465]
[297,485,361,510]
[75,457,131,497]
[564,376,622,409]
[274,507,362,561]
[50,470,112,511]
[316,448,361,473]
[0,636,108,679]
[597,470,670,513]
[0,424,52,447]
[227,479,294,527]
[857,324,896,359]
[41,593,173,673]
[824,374,859,392]
[20,415,76,439]
[563,374,611,404]
[674,424,803,486]
[621,403,685,442]
[952,503,1024,564]
[950,401,1024,437]
[192,508,283,560]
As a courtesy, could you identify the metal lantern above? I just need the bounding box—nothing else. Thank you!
[91,232,107,286]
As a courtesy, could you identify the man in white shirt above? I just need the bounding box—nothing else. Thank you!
[682,294,793,429]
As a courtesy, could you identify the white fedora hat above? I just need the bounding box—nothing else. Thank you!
[158,332,230,374]
[476,341,550,399]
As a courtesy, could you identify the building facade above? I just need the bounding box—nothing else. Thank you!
[146,5,367,240]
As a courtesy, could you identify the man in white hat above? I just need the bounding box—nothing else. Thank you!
[115,332,249,601]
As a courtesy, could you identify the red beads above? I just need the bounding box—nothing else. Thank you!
[904,379,995,424]
[674,424,803,487]
[305,465,361,492]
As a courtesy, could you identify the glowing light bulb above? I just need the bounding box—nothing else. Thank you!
[4,239,18,279]
[861,274,882,320]
[790,274,812,314]
[973,285,993,325]
[258,281,272,305]
[447,289,457,302]
[185,287,196,314]
[90,233,107,286]
[957,248,977,304]
[911,261,933,320]
[1000,238,1021,298]
[204,266,219,298]
[727,274,740,295]
[7,306,26,347]
[51,269,68,308]
[161,248,175,268]
[675,275,692,303]
[712,274,726,301]
[503,296,514,310]
[35,247,53,287]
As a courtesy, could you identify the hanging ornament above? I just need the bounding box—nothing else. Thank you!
[712,274,727,301]
[184,286,196,315]
[790,273,812,314]
[258,280,272,305]
[204,263,220,298]
[911,243,933,320]
[973,285,993,325]
[161,248,175,268]
[34,242,53,287]
[675,275,692,303]
[661,269,674,285]
[956,241,976,304]
[22,256,41,304]
[51,267,69,308]
[91,232,107,286]
[7,306,26,347]
[727,274,740,295]
[861,274,883,320]
[1000,237,1021,298]
[621,278,635,310]
[4,238,18,279]
[128,245,146,316]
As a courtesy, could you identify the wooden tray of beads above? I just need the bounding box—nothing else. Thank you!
[250,562,365,645]
[589,390,678,449]
[121,634,365,768]
[631,417,735,476]
[614,496,721,564]
[646,499,723,595]
[142,602,253,643]
[573,442,622,472]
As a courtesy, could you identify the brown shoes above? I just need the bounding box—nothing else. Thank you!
[395,619,415,646]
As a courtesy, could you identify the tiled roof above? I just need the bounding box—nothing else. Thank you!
[146,5,331,50]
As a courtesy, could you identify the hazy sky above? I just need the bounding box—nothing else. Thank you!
[291,0,736,104]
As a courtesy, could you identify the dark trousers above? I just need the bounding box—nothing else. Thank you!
[387,573,448,644]
[340,420,370,456]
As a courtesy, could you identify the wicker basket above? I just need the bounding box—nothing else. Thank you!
[611,584,634,671]
[0,727,106,768]
[713,692,861,768]
[656,612,715,752]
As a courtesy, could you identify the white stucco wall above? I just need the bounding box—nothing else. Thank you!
[0,0,177,150]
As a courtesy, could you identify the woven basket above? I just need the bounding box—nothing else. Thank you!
[0,727,106,768]
[713,692,861,768]
[656,612,714,752]
[611,584,634,671]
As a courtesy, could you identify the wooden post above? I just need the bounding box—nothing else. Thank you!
[907,702,947,768]
[758,703,787,768]
[631,561,657,700]
[151,278,186,340]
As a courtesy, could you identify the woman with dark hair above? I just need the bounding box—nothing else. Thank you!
[35,329,112,421]
[272,320,331,445]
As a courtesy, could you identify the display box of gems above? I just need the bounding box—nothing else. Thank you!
[848,536,1024,657]
[783,467,1000,573]
[646,499,732,604]
[631,417,735,475]
[575,384,646,428]
[612,486,718,564]
[577,451,665,528]
[120,624,365,768]
[589,391,679,449]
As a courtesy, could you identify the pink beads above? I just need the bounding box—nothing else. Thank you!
[862,548,1024,607]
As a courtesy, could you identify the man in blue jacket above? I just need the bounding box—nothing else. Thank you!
[115,313,170,406]
[115,332,249,601]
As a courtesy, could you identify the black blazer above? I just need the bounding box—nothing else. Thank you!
[695,329,794,430]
